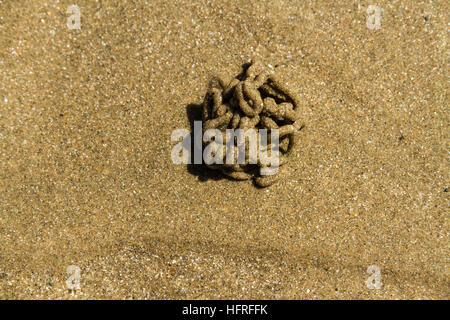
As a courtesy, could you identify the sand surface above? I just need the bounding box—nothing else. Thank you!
[0,0,448,299]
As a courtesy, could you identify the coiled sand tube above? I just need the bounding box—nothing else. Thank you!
[199,60,304,187]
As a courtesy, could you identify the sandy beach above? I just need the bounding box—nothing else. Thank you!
[0,0,448,299]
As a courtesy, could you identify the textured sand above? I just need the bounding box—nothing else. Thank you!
[0,0,448,299]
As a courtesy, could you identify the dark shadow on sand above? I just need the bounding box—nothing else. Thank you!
[186,103,223,182]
